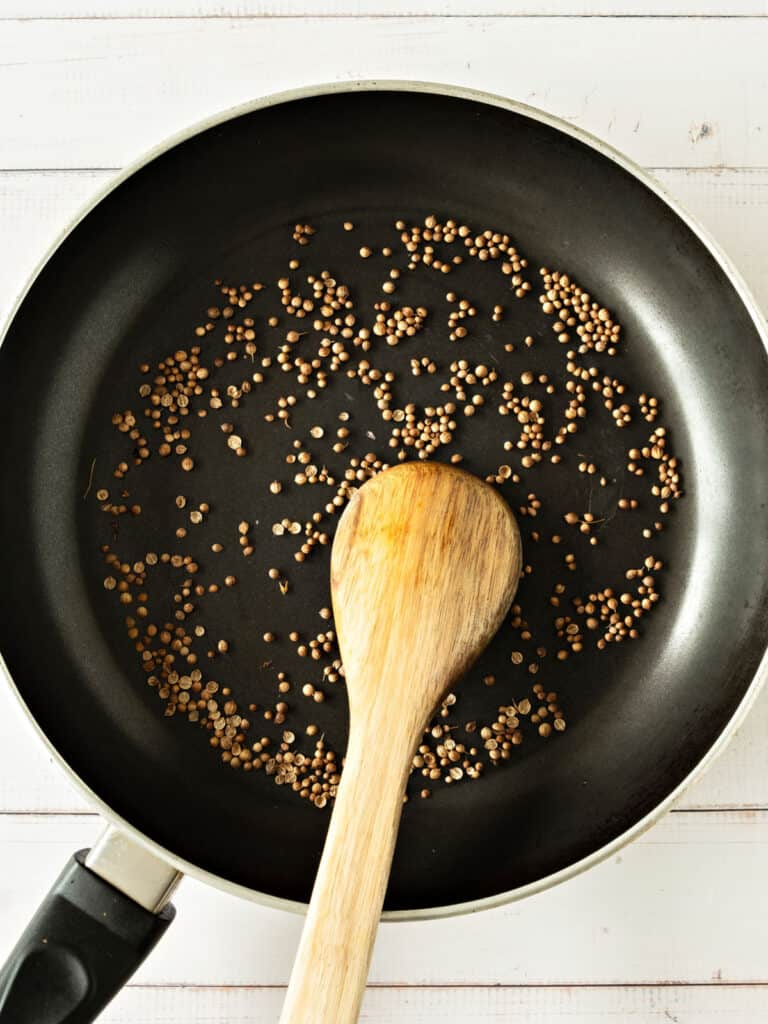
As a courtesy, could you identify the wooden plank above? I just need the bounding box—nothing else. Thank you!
[96,983,768,1022]
[3,3,768,19]
[1,811,767,986]
[0,18,766,170]
[0,166,767,814]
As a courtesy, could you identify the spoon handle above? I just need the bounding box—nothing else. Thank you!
[279,722,416,1024]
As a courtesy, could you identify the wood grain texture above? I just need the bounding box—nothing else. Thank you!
[96,983,768,1022]
[2,810,768,988]
[281,464,521,1022]
[0,18,766,169]
[332,463,522,722]
[4,3,768,17]
[1,9,768,1020]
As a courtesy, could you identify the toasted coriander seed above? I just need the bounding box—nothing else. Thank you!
[181,457,194,472]
[263,632,275,643]
[224,575,237,587]
[94,217,680,808]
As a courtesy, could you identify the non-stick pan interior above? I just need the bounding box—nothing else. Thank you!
[1,88,767,911]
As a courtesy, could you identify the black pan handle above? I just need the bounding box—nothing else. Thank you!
[0,841,178,1024]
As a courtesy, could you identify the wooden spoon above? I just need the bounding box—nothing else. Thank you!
[279,460,522,1024]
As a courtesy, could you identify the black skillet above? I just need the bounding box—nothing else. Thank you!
[0,83,767,1023]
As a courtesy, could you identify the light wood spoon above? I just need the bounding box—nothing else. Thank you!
[279,460,522,1024]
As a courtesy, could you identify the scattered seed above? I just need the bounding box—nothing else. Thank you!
[97,214,681,810]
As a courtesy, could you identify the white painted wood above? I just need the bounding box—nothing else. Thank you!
[96,983,768,1023]
[1,811,767,986]
[0,18,766,170]
[1,10,767,1020]
[3,3,768,18]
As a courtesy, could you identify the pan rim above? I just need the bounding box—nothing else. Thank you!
[1,77,767,922]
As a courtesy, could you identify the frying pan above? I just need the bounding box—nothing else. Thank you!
[0,81,767,1023]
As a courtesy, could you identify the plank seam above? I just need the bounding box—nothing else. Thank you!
[2,166,768,175]
[119,981,768,990]
[2,15,768,23]
[0,806,766,815]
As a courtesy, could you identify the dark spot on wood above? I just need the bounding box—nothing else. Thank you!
[689,121,716,143]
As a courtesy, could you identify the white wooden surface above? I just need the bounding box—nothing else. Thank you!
[2,17,768,169]
[1,4,767,1022]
